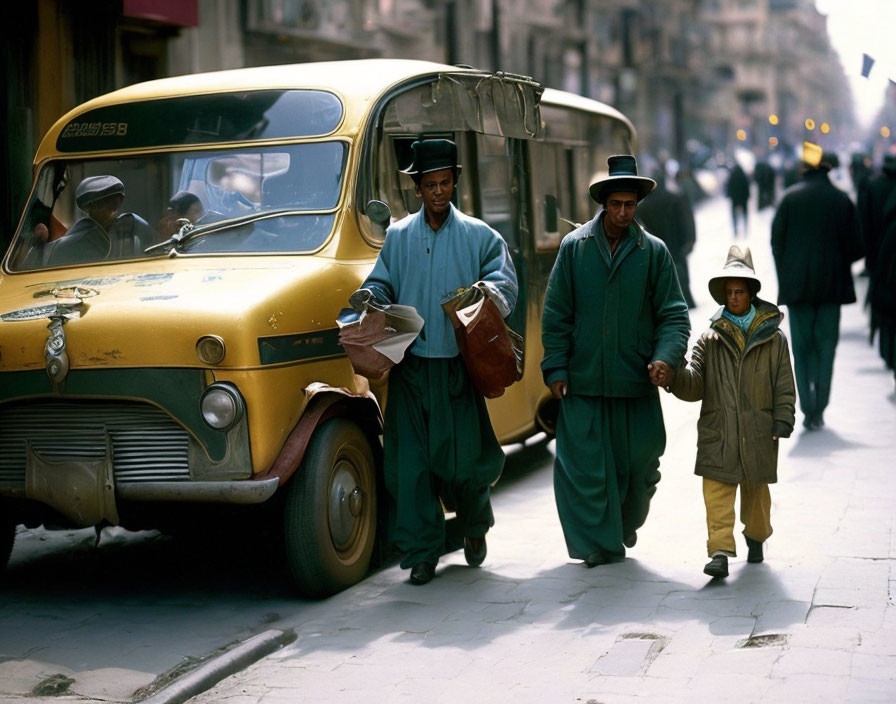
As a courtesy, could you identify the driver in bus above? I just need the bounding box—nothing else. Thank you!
[42,175,126,266]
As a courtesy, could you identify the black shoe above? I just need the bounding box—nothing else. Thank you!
[410,561,436,585]
[464,536,487,567]
[703,554,729,578]
[623,532,637,549]
[746,537,764,563]
[584,551,604,568]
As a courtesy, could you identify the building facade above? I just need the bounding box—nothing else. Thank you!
[0,0,873,251]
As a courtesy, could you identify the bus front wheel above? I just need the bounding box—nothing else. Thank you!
[282,418,377,598]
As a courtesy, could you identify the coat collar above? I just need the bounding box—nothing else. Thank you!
[582,210,647,249]
[710,298,783,352]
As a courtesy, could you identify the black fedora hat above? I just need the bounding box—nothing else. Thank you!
[589,155,656,204]
[399,139,462,177]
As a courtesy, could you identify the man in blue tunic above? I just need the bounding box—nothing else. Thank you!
[353,139,518,585]
[541,155,690,567]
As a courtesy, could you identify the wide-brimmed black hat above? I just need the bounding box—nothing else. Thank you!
[708,245,762,305]
[75,175,125,209]
[589,155,656,204]
[399,139,462,177]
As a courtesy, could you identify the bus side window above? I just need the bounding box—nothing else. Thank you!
[474,134,518,250]
[531,142,575,252]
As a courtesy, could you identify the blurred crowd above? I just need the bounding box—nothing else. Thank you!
[638,141,896,392]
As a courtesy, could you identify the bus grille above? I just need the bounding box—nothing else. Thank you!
[0,400,191,484]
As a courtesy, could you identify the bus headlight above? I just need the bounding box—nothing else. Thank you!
[200,383,245,431]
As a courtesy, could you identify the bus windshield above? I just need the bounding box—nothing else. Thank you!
[7,141,347,271]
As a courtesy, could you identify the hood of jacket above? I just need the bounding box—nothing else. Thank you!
[709,298,783,356]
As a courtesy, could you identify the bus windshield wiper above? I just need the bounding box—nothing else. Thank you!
[143,210,295,255]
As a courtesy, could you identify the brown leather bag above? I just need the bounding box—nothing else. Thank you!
[337,308,395,380]
[442,286,523,398]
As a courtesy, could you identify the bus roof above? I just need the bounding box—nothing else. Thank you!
[35,60,467,160]
[541,87,636,140]
[35,59,634,160]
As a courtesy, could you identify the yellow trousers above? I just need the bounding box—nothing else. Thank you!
[702,478,772,557]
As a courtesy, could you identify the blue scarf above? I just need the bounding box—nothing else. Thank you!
[722,304,756,333]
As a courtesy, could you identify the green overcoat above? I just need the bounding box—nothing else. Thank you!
[541,214,690,392]
[669,299,796,484]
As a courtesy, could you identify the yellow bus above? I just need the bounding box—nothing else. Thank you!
[0,59,635,596]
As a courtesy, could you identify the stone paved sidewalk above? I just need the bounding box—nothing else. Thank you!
[185,201,896,703]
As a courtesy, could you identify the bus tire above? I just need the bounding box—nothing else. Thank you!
[282,418,377,598]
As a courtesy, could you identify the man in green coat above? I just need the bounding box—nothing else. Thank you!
[541,155,690,567]
[668,246,795,578]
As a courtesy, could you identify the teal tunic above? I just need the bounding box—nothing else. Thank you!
[541,212,689,562]
[361,203,517,357]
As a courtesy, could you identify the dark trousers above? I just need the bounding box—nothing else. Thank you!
[787,303,841,423]
[731,200,748,237]
[384,355,503,568]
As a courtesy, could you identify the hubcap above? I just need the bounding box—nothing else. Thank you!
[328,460,365,550]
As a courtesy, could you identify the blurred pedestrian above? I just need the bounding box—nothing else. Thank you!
[771,150,863,430]
[541,155,690,567]
[666,246,795,579]
[850,152,873,203]
[725,163,750,237]
[866,155,896,380]
[635,165,697,308]
[859,154,896,300]
[754,159,776,210]
[782,158,803,190]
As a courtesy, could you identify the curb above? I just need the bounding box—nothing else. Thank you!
[138,629,297,704]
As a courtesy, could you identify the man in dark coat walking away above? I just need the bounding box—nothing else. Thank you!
[541,155,690,568]
[726,163,750,237]
[635,167,698,308]
[771,150,863,430]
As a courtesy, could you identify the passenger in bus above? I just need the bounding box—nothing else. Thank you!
[42,175,126,266]
[350,138,518,586]
[541,154,690,568]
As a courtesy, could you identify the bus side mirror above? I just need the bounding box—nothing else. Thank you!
[366,200,392,237]
[544,194,558,233]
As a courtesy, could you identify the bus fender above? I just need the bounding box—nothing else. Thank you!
[253,383,383,487]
